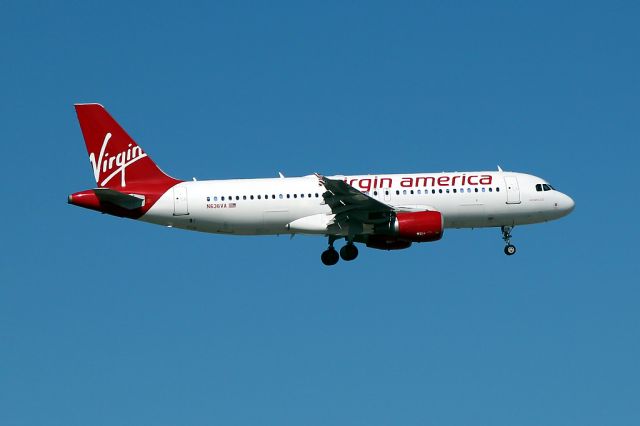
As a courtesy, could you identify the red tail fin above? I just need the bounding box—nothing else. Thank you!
[75,103,178,190]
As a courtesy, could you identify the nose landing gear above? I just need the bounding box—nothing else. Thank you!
[502,226,517,256]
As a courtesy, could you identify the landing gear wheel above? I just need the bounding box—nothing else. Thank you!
[340,243,359,261]
[501,226,516,256]
[321,248,340,266]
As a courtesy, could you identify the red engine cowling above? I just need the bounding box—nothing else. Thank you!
[366,211,444,250]
[395,211,444,242]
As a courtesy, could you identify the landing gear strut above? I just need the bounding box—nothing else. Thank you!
[321,236,340,266]
[502,226,517,256]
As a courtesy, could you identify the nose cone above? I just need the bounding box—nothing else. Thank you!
[560,193,575,216]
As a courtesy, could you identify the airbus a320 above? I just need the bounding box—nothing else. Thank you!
[68,104,575,265]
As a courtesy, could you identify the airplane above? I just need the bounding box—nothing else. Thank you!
[68,104,575,265]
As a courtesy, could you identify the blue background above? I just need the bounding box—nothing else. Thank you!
[1,1,638,425]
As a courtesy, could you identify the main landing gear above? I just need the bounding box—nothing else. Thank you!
[340,242,359,261]
[321,237,359,266]
[502,226,517,256]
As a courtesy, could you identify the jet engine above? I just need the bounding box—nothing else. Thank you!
[394,211,443,242]
[365,211,443,250]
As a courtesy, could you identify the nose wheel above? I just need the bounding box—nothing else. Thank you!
[504,244,517,255]
[501,226,517,256]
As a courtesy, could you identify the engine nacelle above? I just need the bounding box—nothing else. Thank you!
[364,211,443,250]
[389,211,444,243]
[366,235,412,251]
[394,211,443,242]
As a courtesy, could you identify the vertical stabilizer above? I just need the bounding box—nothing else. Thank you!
[75,103,179,190]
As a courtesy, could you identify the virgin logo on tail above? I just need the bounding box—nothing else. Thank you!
[89,133,148,187]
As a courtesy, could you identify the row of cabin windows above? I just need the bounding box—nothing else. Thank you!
[209,193,321,202]
[372,187,500,196]
[535,184,555,192]
[207,186,501,202]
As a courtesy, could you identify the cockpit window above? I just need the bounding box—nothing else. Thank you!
[542,184,551,191]
[536,184,543,192]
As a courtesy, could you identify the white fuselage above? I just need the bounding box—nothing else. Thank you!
[141,171,575,235]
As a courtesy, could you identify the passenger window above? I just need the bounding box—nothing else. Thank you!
[315,193,319,198]
[214,196,218,201]
[403,190,407,195]
[489,188,492,192]
[301,194,305,198]
[374,191,378,196]
[286,194,290,199]
[482,188,485,192]
[396,190,400,195]
[453,189,457,193]
[294,194,297,198]
[417,189,421,194]
[385,191,389,195]
[446,189,450,193]
[279,194,283,199]
[250,195,254,200]
[439,189,442,194]
[257,195,261,199]
[496,187,500,192]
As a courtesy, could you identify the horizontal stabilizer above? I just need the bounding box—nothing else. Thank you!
[93,188,145,210]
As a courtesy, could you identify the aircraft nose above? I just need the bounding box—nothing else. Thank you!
[561,193,575,214]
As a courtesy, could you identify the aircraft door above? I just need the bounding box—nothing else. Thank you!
[504,176,521,204]
[173,186,189,215]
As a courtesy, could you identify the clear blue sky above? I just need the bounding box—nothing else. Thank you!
[1,1,639,425]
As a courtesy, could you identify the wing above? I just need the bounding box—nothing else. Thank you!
[316,174,394,236]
